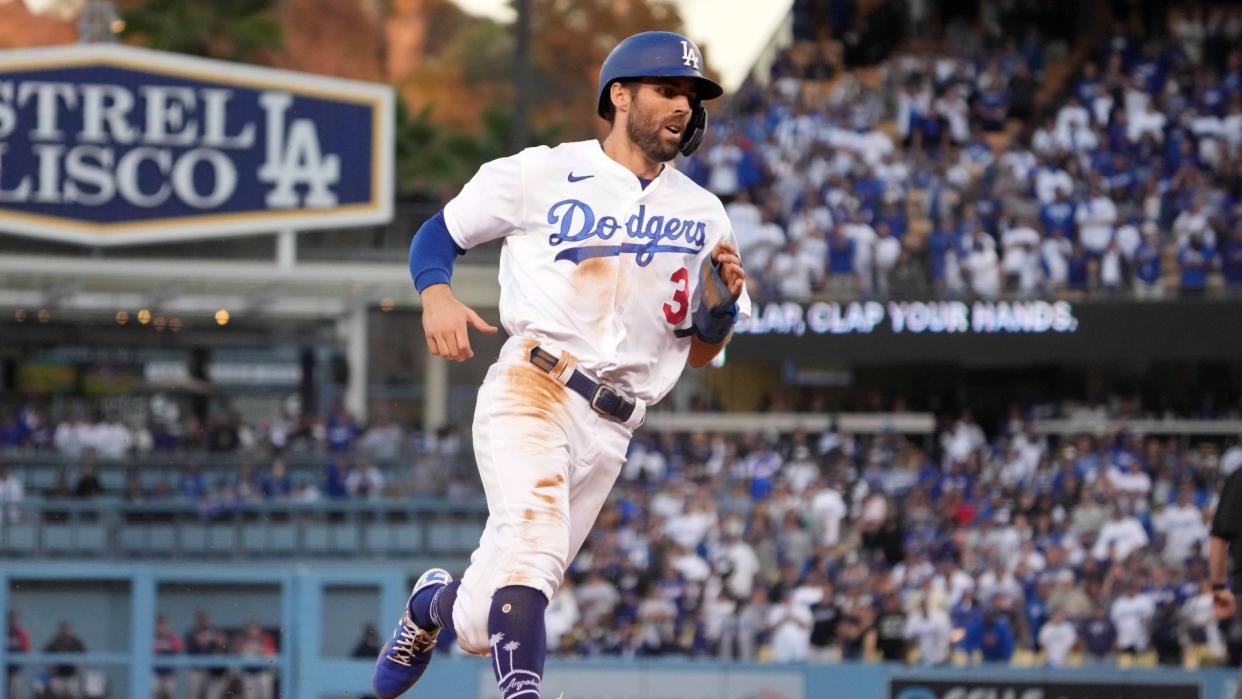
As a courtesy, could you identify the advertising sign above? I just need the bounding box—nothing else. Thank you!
[478,667,803,699]
[890,678,1199,699]
[735,300,1079,337]
[0,44,393,245]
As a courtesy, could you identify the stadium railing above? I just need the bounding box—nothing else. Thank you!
[1030,418,1242,436]
[0,497,486,560]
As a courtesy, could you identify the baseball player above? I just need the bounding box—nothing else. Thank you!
[373,31,749,699]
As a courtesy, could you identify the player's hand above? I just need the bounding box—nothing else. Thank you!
[420,284,497,361]
[1214,588,1236,620]
[710,241,745,297]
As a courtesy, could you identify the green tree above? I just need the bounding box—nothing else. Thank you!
[527,0,692,136]
[120,0,281,61]
[395,98,562,198]
[394,0,703,198]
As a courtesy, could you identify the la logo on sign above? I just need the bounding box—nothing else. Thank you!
[0,44,394,246]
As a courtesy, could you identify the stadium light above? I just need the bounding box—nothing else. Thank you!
[115,310,128,325]
[137,308,152,325]
[215,309,231,326]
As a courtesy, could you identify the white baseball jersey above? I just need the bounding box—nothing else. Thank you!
[443,139,750,657]
[443,139,752,404]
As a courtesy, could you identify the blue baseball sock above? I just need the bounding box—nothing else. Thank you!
[410,580,459,633]
[488,585,548,699]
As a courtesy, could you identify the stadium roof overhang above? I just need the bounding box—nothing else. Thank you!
[0,254,501,324]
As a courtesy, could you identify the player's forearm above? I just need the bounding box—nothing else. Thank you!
[420,283,455,306]
[688,332,731,368]
[1210,536,1230,585]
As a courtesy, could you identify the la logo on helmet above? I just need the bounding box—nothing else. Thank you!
[680,40,699,69]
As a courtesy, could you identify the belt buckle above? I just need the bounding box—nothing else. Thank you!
[590,383,622,422]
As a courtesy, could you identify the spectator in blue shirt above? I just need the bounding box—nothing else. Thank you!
[1023,584,1050,650]
[323,461,349,499]
[0,411,27,451]
[262,460,293,499]
[326,408,360,453]
[1041,189,1077,241]
[1132,224,1163,298]
[827,225,858,295]
[1066,243,1091,291]
[1178,233,1215,297]
[178,465,205,500]
[978,612,1016,663]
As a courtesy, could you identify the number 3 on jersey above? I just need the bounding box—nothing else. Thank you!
[663,266,689,325]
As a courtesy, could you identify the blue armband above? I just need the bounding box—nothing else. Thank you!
[408,210,465,293]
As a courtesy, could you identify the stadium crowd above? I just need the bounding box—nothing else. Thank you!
[7,397,1241,670]
[686,8,1242,302]
[5,610,279,699]
[532,412,1242,668]
[3,395,1242,670]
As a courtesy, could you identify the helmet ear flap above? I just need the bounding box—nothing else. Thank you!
[678,101,707,157]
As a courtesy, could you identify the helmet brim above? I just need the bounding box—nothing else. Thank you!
[597,75,724,118]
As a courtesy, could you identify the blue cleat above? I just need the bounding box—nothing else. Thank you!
[372,568,452,698]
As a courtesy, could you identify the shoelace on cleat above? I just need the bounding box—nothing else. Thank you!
[385,615,437,667]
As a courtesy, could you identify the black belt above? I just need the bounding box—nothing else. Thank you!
[528,346,636,423]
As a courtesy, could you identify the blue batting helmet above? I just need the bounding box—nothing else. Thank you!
[596,31,723,156]
[596,31,723,118]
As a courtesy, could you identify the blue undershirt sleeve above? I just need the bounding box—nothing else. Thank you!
[408,210,466,293]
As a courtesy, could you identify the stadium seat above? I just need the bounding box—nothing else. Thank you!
[1,523,37,553]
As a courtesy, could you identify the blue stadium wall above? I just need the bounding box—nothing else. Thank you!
[0,562,1236,699]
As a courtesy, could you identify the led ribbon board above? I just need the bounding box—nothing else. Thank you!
[0,44,394,245]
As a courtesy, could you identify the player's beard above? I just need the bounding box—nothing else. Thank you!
[626,98,682,163]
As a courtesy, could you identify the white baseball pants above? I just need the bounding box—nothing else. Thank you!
[451,336,645,655]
